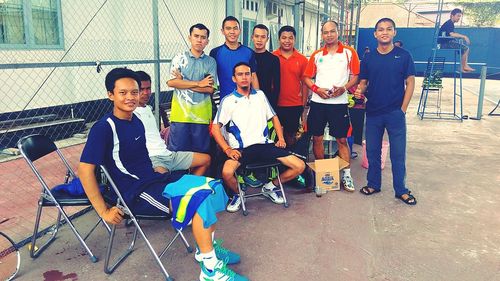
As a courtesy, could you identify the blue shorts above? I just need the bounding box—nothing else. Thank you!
[167,122,210,153]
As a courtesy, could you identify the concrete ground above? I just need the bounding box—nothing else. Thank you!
[9,78,500,281]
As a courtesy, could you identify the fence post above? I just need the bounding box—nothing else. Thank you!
[152,0,161,124]
[476,65,487,120]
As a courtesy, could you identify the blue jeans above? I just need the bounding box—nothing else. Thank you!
[365,109,408,196]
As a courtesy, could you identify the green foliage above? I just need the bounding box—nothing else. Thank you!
[457,1,500,27]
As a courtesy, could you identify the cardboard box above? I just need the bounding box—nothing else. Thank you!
[307,157,350,192]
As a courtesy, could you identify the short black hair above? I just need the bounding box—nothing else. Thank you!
[190,23,210,38]
[394,40,403,47]
[135,70,151,82]
[321,20,339,32]
[375,18,396,30]
[451,8,462,16]
[278,25,296,38]
[253,24,269,36]
[233,62,251,76]
[105,68,141,92]
[222,16,240,29]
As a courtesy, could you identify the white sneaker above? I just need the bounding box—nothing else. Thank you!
[262,182,285,204]
[342,175,355,192]
[226,195,242,213]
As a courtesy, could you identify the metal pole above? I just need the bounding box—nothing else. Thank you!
[339,0,345,39]
[152,0,161,124]
[354,0,361,49]
[348,0,354,45]
[476,65,487,120]
[316,0,320,50]
[293,2,302,51]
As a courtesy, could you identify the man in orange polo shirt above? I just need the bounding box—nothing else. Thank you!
[272,25,308,146]
[303,20,360,192]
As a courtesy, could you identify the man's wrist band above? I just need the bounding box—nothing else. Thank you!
[311,84,319,93]
[224,147,232,153]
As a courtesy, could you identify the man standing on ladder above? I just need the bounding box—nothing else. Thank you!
[438,8,475,72]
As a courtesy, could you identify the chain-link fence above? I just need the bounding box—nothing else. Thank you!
[0,0,227,243]
[0,0,346,243]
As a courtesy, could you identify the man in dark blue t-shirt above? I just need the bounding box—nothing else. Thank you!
[78,68,247,279]
[438,8,474,72]
[354,18,417,205]
[210,16,259,100]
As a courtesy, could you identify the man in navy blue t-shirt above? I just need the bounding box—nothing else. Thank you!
[78,68,247,280]
[210,16,259,100]
[354,18,417,205]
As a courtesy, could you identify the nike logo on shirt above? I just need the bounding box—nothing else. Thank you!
[395,56,401,59]
[135,136,141,140]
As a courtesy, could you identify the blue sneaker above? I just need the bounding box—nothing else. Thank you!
[199,259,248,281]
[213,239,240,264]
[195,239,240,265]
[243,173,262,187]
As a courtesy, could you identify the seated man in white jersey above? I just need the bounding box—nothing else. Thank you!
[211,62,306,213]
[134,71,210,176]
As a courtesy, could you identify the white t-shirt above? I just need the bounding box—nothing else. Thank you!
[133,105,172,157]
[304,43,360,104]
[214,89,275,149]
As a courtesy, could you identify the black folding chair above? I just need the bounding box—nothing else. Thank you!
[99,166,193,281]
[17,134,106,262]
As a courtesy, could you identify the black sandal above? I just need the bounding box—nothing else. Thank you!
[396,191,417,205]
[360,186,380,195]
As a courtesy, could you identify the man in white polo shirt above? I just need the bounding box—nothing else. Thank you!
[134,71,210,176]
[211,62,305,212]
[303,20,360,192]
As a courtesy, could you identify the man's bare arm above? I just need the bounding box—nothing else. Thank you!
[78,162,124,224]
[167,74,215,94]
[211,123,241,160]
[251,73,260,90]
[401,75,415,113]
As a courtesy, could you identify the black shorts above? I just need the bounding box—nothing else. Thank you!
[308,102,350,138]
[276,106,303,135]
[227,143,291,166]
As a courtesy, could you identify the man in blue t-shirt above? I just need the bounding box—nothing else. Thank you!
[210,16,259,100]
[78,68,248,280]
[438,8,474,72]
[354,18,417,205]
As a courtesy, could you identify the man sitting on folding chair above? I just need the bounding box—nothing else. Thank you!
[211,62,306,213]
[78,67,247,281]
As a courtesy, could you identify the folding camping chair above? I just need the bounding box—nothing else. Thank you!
[235,161,289,216]
[17,134,106,262]
[99,166,193,281]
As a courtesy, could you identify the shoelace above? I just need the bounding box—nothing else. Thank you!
[213,239,229,255]
[217,259,236,277]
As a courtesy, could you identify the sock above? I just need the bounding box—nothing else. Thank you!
[200,249,218,270]
[343,168,351,178]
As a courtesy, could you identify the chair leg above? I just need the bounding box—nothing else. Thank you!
[158,228,193,259]
[56,205,99,263]
[177,229,193,253]
[133,219,173,280]
[104,223,137,274]
[236,172,248,216]
[274,166,289,208]
[29,202,60,259]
